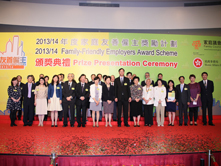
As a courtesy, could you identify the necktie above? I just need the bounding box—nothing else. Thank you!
[82,84,84,92]
[181,84,183,92]
[121,77,123,85]
[69,83,71,90]
[204,81,207,89]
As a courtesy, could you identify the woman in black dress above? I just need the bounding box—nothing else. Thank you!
[7,77,21,127]
[166,80,176,126]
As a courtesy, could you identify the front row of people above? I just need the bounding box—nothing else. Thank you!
[7,70,214,127]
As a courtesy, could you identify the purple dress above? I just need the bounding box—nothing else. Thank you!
[188,83,202,107]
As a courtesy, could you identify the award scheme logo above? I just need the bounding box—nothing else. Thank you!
[193,57,203,68]
[0,35,27,69]
[192,40,201,50]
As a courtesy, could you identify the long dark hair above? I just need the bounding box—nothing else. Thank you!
[51,75,59,86]
[39,77,45,86]
[167,80,175,90]
[11,77,18,87]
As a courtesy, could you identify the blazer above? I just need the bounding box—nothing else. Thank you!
[18,82,25,101]
[89,84,102,102]
[199,80,214,103]
[114,76,131,101]
[175,84,190,105]
[62,81,77,102]
[75,82,90,106]
[142,85,154,105]
[22,83,36,103]
[102,84,115,102]
[141,80,154,87]
[99,81,105,87]
[154,86,166,106]
[48,84,62,100]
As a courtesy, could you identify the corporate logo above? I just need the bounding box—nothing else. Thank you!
[0,35,27,69]
[193,57,203,68]
[192,40,201,50]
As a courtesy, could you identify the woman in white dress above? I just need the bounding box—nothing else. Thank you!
[34,77,48,127]
[47,75,62,127]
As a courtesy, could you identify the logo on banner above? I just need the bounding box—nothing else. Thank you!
[192,40,201,50]
[0,36,27,69]
[193,58,203,68]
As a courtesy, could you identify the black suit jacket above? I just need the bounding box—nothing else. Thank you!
[99,81,105,87]
[141,80,154,87]
[199,80,214,103]
[22,83,36,104]
[62,81,77,102]
[75,83,90,106]
[175,84,190,104]
[102,84,115,101]
[18,82,25,102]
[89,81,94,86]
[114,76,131,101]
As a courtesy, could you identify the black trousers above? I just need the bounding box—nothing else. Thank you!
[189,107,198,122]
[144,104,153,125]
[10,110,16,125]
[76,103,87,125]
[17,100,23,119]
[23,98,34,125]
[202,99,213,124]
[117,100,129,125]
[63,100,75,125]
[58,109,63,121]
[178,102,188,125]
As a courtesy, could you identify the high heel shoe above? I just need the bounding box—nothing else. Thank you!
[51,124,54,127]
[109,124,112,127]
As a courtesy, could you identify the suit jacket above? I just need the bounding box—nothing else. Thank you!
[18,82,25,102]
[175,84,190,105]
[62,81,77,102]
[128,79,134,86]
[199,80,214,103]
[102,84,115,102]
[48,84,62,100]
[141,80,154,87]
[89,81,95,86]
[154,79,167,87]
[89,84,102,102]
[76,83,90,106]
[99,81,105,87]
[114,76,131,101]
[22,83,36,104]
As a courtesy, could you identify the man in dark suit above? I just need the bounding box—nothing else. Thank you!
[154,73,167,87]
[22,75,36,126]
[89,74,96,86]
[62,73,77,127]
[115,68,131,127]
[141,72,154,86]
[175,76,190,126]
[76,74,90,127]
[17,75,24,120]
[97,73,105,121]
[126,72,133,121]
[58,74,65,121]
[111,75,117,121]
[199,72,215,126]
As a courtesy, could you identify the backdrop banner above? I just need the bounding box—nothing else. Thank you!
[0,32,220,115]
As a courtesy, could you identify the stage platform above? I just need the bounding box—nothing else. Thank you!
[0,115,221,166]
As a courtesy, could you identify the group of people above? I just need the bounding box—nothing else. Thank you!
[7,68,215,128]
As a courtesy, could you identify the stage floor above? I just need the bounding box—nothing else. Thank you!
[0,116,221,156]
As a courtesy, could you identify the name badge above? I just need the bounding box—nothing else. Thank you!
[36,89,39,91]
[184,88,188,90]
[57,87,60,89]
[62,86,63,89]
[162,85,164,87]
[85,89,88,91]
[150,85,153,87]
[149,89,152,91]
[161,90,164,93]
[32,90,35,92]
[71,87,75,90]
[97,88,99,91]
[124,83,127,86]
[172,91,175,93]
[138,87,141,90]
[13,89,17,92]
[21,87,23,90]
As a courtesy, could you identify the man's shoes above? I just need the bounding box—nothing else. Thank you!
[13,124,17,126]
[77,124,81,127]
[125,124,130,127]
[184,124,188,126]
[23,124,27,126]
[118,124,121,127]
[28,124,32,126]
[71,124,74,127]
[10,124,13,127]
[63,125,67,127]
[203,123,207,126]
[209,123,215,126]
[82,124,85,127]
[179,124,182,126]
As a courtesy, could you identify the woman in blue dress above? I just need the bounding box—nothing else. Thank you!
[166,80,176,126]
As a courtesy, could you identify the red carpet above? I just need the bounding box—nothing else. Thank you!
[0,115,221,166]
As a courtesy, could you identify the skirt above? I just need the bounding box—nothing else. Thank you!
[36,98,48,115]
[103,101,114,114]
[130,100,142,117]
[47,96,62,111]
[89,102,102,111]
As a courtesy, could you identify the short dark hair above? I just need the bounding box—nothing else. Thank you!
[94,76,100,81]
[38,77,45,85]
[158,73,163,77]
[11,77,18,86]
[189,74,196,79]
[167,80,175,89]
[133,76,140,82]
[157,79,163,85]
[91,74,96,77]
[17,75,22,79]
[79,74,86,82]
[39,73,44,77]
[97,73,102,77]
[201,72,208,76]
[105,76,111,81]
[59,73,65,77]
[44,76,49,79]
[103,75,107,79]
[179,76,185,80]
[27,75,33,80]
[127,72,132,76]
[51,75,59,85]
[118,68,125,72]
